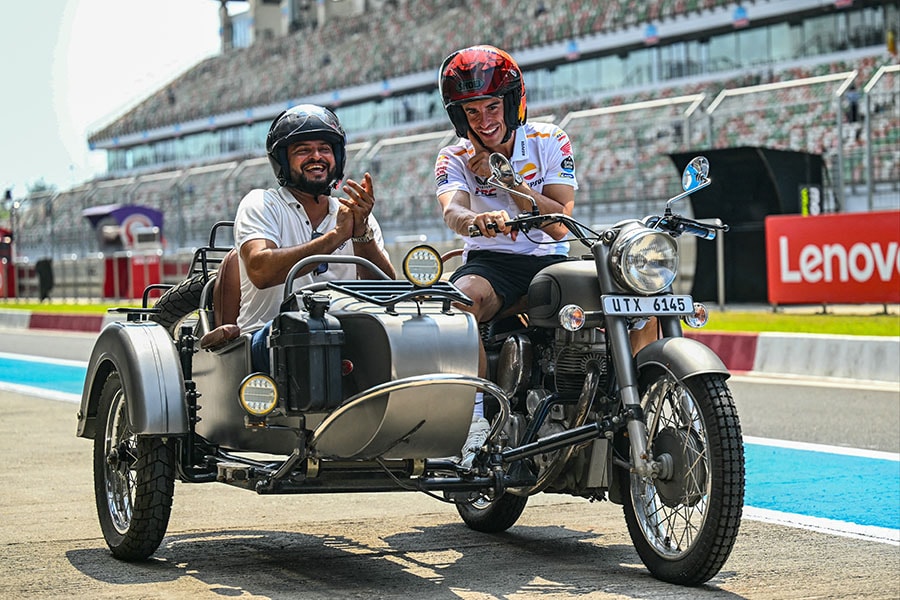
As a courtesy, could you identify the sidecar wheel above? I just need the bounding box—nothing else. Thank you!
[456,493,528,533]
[618,371,744,586]
[150,273,209,336]
[93,371,175,561]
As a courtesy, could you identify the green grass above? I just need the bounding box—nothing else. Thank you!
[1,301,897,337]
[0,302,139,314]
[706,311,899,337]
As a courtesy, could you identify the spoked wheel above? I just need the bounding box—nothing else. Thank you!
[149,273,209,337]
[619,371,744,586]
[93,371,175,560]
[456,493,528,533]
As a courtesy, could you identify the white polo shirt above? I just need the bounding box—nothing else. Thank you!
[233,186,387,332]
[435,122,578,258]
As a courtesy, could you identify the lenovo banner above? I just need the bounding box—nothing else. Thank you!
[765,210,900,305]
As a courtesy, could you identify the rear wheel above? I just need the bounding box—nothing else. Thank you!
[619,371,744,586]
[456,493,528,533]
[93,371,175,560]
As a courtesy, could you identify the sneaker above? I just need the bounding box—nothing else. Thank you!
[458,417,490,470]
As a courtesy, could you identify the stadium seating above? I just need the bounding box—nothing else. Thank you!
[90,0,755,142]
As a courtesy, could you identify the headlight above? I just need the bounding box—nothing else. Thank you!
[609,224,678,294]
[239,373,278,417]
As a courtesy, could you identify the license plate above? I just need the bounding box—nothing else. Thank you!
[601,294,694,316]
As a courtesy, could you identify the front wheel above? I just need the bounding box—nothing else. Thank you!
[456,493,528,533]
[93,371,175,560]
[619,372,744,586]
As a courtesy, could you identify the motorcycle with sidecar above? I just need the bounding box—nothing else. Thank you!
[77,155,743,586]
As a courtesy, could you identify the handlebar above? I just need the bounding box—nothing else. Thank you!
[467,213,598,246]
[678,220,718,240]
[644,215,729,240]
[465,211,727,244]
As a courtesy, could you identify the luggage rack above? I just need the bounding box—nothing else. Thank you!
[326,280,473,314]
[189,221,234,280]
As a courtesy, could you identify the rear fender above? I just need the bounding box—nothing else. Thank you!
[76,321,187,439]
[635,336,730,382]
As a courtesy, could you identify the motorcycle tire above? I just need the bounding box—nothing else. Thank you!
[92,371,175,561]
[618,371,744,586]
[149,273,210,337]
[456,493,528,533]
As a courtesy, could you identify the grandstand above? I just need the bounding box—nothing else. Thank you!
[5,0,898,299]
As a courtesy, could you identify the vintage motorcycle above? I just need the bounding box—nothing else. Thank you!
[77,155,743,586]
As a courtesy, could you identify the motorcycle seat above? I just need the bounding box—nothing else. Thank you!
[200,248,242,350]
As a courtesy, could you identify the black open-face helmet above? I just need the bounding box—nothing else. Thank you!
[266,104,346,189]
[439,45,527,142]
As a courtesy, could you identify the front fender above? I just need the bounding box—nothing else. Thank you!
[76,321,187,439]
[635,336,730,382]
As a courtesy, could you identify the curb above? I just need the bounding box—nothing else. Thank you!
[2,310,897,385]
[0,310,119,333]
[685,330,899,385]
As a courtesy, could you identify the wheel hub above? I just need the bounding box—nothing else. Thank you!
[652,427,707,507]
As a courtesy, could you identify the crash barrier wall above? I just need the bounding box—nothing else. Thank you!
[7,251,193,303]
[683,331,900,385]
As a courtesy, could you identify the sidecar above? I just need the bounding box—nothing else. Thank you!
[76,228,524,560]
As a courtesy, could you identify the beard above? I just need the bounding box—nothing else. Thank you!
[288,161,336,197]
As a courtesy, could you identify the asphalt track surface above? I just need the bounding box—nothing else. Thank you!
[0,329,897,599]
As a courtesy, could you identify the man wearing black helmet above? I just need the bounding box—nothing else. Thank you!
[435,45,577,467]
[235,104,395,372]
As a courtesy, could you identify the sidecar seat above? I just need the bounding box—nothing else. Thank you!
[200,248,242,349]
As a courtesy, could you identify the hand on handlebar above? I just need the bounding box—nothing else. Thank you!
[467,210,516,240]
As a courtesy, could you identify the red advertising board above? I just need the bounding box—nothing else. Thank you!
[765,210,900,305]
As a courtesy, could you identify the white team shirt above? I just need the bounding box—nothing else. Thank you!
[435,122,578,258]
[233,186,387,332]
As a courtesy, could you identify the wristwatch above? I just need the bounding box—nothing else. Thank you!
[351,225,375,243]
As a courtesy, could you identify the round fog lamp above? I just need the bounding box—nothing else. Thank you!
[559,304,586,331]
[402,245,443,287]
[239,373,278,417]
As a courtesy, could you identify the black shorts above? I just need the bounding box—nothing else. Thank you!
[450,250,568,312]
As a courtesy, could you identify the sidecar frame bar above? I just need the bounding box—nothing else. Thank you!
[499,420,613,463]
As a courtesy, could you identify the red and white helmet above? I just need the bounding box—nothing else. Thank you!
[439,45,527,141]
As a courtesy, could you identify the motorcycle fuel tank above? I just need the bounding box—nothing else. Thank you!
[527,260,604,328]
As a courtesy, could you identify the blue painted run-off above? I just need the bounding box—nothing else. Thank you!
[1,356,897,531]
[744,443,899,530]
[0,356,86,396]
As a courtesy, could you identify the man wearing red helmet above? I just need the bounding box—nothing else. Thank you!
[435,45,578,467]
[236,103,395,372]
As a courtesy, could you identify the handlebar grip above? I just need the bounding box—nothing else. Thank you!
[680,221,717,240]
